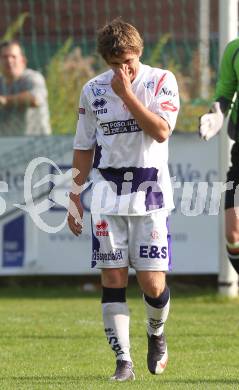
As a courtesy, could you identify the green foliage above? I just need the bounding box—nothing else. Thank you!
[148,33,172,68]
[176,101,209,133]
[46,38,96,134]
[0,13,213,134]
[0,12,29,42]
[148,34,212,132]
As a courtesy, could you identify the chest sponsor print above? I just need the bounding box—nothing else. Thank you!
[101,119,142,135]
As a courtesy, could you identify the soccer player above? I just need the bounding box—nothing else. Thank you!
[0,40,51,135]
[199,38,239,275]
[68,18,179,381]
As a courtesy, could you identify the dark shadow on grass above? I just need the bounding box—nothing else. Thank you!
[0,275,223,301]
[0,288,100,300]
[0,279,141,299]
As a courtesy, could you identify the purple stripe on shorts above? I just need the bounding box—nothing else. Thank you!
[91,217,100,268]
[166,217,172,271]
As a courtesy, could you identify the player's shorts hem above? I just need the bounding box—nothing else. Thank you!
[132,267,169,272]
[129,258,170,272]
[92,264,129,269]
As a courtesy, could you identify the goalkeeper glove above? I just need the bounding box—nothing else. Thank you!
[199,102,224,141]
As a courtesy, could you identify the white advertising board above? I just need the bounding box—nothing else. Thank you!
[0,133,219,275]
[169,133,219,273]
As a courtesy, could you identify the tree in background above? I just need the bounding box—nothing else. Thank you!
[2,14,215,134]
[46,38,96,134]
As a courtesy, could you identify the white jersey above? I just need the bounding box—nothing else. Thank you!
[74,63,179,215]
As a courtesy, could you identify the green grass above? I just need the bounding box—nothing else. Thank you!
[0,283,239,389]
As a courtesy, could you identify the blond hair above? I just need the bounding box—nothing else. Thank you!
[97,17,143,60]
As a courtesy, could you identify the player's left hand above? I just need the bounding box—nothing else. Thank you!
[67,192,84,236]
[111,65,132,98]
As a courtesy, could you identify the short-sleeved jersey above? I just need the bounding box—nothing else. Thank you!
[74,63,179,215]
[0,68,51,136]
[214,38,239,141]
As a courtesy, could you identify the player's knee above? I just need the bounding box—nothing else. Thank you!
[226,242,239,256]
[137,271,166,298]
[226,232,239,254]
[101,268,128,288]
[145,284,165,298]
[226,230,239,246]
[226,242,239,274]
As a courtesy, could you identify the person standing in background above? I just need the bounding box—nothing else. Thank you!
[0,40,51,136]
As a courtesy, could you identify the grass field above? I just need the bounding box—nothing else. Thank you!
[0,281,239,389]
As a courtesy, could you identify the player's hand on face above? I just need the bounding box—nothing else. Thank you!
[67,192,84,236]
[111,64,132,97]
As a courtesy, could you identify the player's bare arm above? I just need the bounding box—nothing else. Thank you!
[111,65,170,143]
[68,149,94,237]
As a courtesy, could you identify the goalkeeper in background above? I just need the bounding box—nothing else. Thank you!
[199,38,239,274]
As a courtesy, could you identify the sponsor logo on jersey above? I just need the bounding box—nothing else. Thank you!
[160,100,178,112]
[92,98,107,109]
[151,230,160,240]
[139,245,167,259]
[79,107,85,114]
[101,119,142,135]
[96,219,109,236]
[93,108,108,115]
[91,87,106,96]
[92,249,123,262]
[143,81,155,89]
[159,87,177,97]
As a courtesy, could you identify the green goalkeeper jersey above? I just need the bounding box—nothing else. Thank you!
[215,38,239,141]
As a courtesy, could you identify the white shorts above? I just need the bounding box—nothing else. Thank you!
[91,210,172,271]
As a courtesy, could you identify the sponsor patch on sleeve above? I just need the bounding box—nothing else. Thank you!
[160,100,178,112]
[79,107,86,114]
